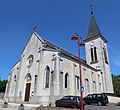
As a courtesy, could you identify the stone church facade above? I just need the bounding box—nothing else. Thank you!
[4,15,113,106]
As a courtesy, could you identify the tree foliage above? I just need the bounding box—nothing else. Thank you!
[0,80,7,93]
[112,74,120,94]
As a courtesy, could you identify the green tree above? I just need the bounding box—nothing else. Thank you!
[112,74,120,94]
[0,80,8,93]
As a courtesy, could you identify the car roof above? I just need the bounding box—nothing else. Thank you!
[87,93,107,96]
[64,95,80,97]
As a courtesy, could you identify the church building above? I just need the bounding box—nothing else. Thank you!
[4,13,114,105]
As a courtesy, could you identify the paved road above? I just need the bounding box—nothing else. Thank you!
[85,104,120,110]
[0,103,120,110]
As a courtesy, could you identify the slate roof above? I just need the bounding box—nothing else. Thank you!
[12,31,98,72]
[34,32,98,72]
[87,15,101,38]
[84,15,107,43]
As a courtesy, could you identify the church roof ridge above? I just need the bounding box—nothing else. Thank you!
[11,31,98,73]
[34,31,98,71]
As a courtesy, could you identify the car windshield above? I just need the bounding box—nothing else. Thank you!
[62,96,69,100]
[87,94,92,98]
[69,96,75,100]
[96,94,102,98]
[62,96,76,100]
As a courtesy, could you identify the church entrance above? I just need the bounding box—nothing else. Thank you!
[25,83,31,101]
[24,73,32,102]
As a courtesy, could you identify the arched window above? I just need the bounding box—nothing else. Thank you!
[27,55,34,67]
[94,47,97,61]
[25,73,32,82]
[14,75,16,82]
[90,47,97,62]
[76,76,79,90]
[45,66,50,88]
[103,48,108,64]
[65,73,69,88]
[12,75,17,93]
[93,81,96,93]
[85,79,89,94]
[91,48,94,62]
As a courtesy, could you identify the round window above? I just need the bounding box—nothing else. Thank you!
[27,55,34,67]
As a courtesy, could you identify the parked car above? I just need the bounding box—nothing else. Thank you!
[55,95,85,109]
[83,93,109,106]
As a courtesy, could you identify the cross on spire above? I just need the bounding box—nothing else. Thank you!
[90,0,94,15]
[33,25,37,32]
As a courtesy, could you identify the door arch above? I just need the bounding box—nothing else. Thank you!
[24,73,31,101]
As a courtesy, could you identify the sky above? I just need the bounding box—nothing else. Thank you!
[0,0,120,80]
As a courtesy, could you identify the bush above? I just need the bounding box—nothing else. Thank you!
[0,80,7,93]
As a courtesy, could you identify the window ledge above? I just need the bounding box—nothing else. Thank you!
[90,60,98,64]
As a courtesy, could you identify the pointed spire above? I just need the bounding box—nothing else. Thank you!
[87,15,101,38]
[87,0,101,38]
[84,0,107,43]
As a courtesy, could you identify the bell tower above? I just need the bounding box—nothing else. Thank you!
[84,2,114,93]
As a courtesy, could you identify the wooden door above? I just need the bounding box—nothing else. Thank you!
[24,83,31,101]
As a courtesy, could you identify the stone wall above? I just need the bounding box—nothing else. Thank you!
[0,93,4,99]
[108,96,120,104]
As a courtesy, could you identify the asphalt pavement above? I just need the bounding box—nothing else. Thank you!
[0,103,119,110]
[85,103,120,110]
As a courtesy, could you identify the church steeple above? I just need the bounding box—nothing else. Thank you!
[87,15,101,38]
[84,1,114,93]
[87,0,101,38]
